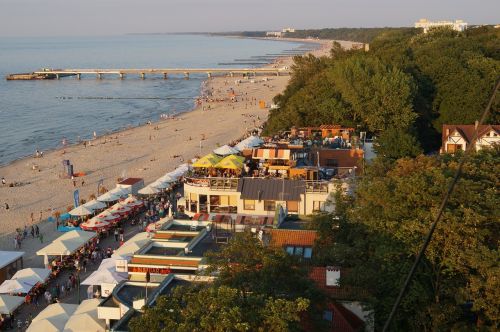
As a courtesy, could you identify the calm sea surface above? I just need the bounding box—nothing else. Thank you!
[0,34,306,165]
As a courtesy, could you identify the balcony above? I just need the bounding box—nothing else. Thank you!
[185,177,239,191]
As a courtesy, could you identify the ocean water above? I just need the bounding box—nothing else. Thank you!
[0,34,307,165]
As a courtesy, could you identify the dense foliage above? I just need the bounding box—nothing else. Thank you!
[265,27,500,156]
[130,232,324,332]
[313,147,500,330]
[284,27,417,43]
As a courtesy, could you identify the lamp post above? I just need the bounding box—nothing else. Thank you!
[76,267,81,304]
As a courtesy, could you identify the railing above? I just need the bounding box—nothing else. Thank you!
[305,180,329,193]
[185,177,239,191]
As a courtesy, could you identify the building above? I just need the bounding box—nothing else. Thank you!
[116,178,144,195]
[0,251,24,284]
[266,31,283,38]
[282,27,296,33]
[415,18,468,33]
[441,124,500,153]
[266,229,317,259]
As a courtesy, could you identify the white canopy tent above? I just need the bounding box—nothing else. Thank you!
[0,277,39,294]
[138,186,160,195]
[213,144,239,156]
[82,199,107,211]
[81,269,127,286]
[96,191,121,202]
[12,268,50,283]
[37,231,96,268]
[68,205,94,217]
[158,174,176,183]
[109,187,130,197]
[0,295,24,314]
[235,135,264,151]
[28,303,78,332]
[150,180,170,189]
[112,232,150,258]
[61,299,105,332]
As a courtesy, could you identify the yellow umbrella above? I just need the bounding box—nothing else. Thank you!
[215,155,245,170]
[192,153,222,168]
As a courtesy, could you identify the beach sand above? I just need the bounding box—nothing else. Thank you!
[0,39,346,260]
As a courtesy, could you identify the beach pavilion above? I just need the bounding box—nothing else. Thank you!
[0,294,24,314]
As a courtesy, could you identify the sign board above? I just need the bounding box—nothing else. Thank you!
[115,259,128,273]
[128,266,171,275]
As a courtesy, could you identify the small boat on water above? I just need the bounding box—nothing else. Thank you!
[6,68,76,80]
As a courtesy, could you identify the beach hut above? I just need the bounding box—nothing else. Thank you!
[192,153,222,168]
[0,294,24,314]
[68,205,94,217]
[215,154,245,170]
[12,268,50,283]
[213,144,239,156]
[138,186,160,195]
[82,199,107,211]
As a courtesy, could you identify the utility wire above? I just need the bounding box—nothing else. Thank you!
[382,79,500,332]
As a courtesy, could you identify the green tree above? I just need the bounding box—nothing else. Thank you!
[373,127,423,161]
[312,148,500,330]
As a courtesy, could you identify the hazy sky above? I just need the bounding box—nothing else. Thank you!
[1,0,498,37]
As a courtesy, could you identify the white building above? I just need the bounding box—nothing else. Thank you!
[415,19,468,33]
[282,27,295,33]
[266,31,283,38]
[441,124,499,153]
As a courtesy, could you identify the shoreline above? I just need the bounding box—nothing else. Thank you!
[0,37,334,249]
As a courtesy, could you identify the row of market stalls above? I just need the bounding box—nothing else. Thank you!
[0,268,52,317]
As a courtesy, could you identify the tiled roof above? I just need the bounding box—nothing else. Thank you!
[309,266,354,300]
[130,257,200,267]
[269,229,317,247]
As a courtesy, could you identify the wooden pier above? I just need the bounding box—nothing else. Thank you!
[6,67,291,80]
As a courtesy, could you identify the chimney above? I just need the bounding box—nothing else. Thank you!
[446,128,450,136]
[475,120,479,129]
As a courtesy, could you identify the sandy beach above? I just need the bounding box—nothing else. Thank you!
[0,38,338,255]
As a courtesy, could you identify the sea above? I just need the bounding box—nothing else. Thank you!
[0,34,309,165]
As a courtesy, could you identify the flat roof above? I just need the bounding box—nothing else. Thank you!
[118,178,143,185]
[0,251,24,269]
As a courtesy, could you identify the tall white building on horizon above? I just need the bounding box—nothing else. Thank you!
[415,18,468,33]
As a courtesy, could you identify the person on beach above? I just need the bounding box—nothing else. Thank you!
[1,177,5,185]
[39,210,42,222]
[4,202,9,211]
[39,233,43,243]
[35,225,39,237]
[30,226,35,238]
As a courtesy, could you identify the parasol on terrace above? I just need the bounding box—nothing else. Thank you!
[82,199,107,211]
[68,205,94,217]
[213,144,239,156]
[215,154,245,170]
[192,153,222,168]
[138,186,160,195]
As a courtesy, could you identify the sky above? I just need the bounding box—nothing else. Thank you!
[0,0,498,37]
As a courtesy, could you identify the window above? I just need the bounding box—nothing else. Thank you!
[294,247,304,256]
[244,199,255,210]
[284,246,313,259]
[313,201,324,212]
[287,201,299,213]
[210,195,220,206]
[285,246,294,255]
[264,200,276,211]
[323,310,333,322]
[304,247,313,258]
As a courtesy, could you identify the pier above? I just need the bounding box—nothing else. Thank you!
[7,67,291,80]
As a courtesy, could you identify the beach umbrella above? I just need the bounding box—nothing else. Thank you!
[213,144,239,156]
[138,186,160,195]
[96,210,121,223]
[80,217,110,231]
[82,199,107,211]
[109,202,132,215]
[192,153,222,168]
[0,295,24,314]
[215,154,245,170]
[68,205,94,217]
[235,135,263,151]
[12,268,50,283]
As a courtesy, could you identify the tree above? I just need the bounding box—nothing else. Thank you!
[312,148,500,330]
[373,127,423,161]
[129,285,310,332]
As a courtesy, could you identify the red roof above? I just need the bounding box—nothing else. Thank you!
[118,178,143,185]
[269,229,317,247]
[309,267,357,300]
[442,124,500,146]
